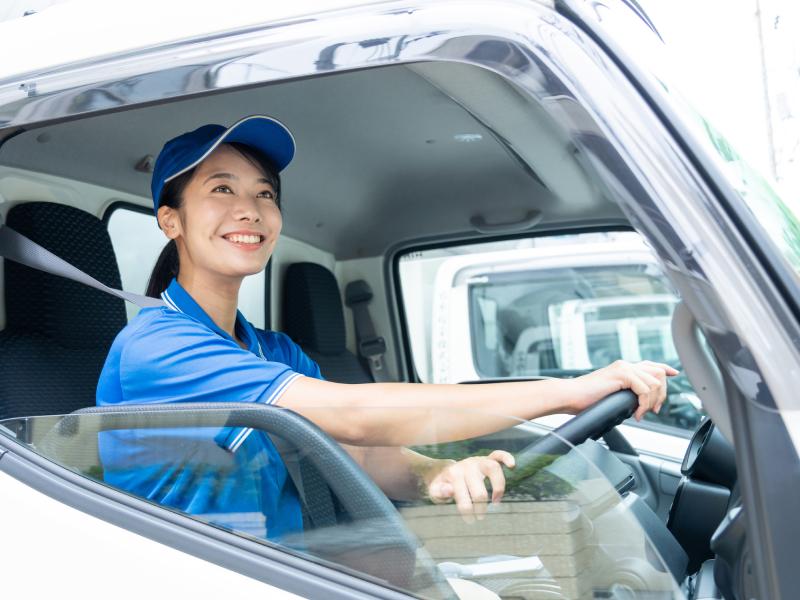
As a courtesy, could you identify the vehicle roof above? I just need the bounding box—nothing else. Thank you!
[438,238,658,286]
[0,0,383,82]
[0,59,619,259]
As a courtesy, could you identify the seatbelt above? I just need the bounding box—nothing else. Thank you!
[0,223,164,308]
[344,279,390,382]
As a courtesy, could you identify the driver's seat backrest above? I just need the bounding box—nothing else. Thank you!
[282,262,372,383]
[0,202,127,420]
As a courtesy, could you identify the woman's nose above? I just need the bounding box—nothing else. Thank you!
[232,195,262,222]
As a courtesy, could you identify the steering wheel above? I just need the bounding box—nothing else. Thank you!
[63,403,456,598]
[505,390,639,488]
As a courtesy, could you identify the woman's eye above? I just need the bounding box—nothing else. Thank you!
[258,190,275,200]
[212,185,232,193]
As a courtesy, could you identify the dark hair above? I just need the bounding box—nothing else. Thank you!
[145,142,282,298]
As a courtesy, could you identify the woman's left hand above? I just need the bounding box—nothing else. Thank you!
[425,450,515,523]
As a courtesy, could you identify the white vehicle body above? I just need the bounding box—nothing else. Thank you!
[0,0,797,598]
[429,239,665,384]
[427,239,690,460]
[0,470,297,598]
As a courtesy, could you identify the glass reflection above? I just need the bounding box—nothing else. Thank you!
[1,406,687,599]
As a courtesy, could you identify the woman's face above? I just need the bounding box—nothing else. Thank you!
[158,143,282,283]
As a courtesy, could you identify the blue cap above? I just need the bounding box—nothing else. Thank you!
[150,114,295,214]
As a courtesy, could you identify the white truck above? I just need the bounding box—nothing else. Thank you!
[427,235,679,385]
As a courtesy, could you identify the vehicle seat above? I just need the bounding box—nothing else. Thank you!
[282,262,372,383]
[0,202,127,420]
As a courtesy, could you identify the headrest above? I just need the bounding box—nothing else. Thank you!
[4,202,126,349]
[282,262,345,355]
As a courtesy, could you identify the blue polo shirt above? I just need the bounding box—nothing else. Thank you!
[96,278,323,541]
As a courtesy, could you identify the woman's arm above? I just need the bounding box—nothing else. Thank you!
[277,360,677,445]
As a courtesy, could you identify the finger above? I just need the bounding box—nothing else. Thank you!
[637,363,668,380]
[634,367,661,396]
[623,369,650,398]
[636,370,661,390]
[450,471,475,524]
[488,450,515,470]
[482,458,507,504]
[636,366,668,411]
[640,360,679,377]
[625,372,653,421]
[428,480,454,503]
[464,463,490,520]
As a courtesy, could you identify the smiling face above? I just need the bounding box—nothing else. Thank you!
[156,143,282,289]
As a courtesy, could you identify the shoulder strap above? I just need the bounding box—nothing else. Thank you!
[0,223,165,309]
[344,279,390,382]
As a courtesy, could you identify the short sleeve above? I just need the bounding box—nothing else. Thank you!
[115,311,304,452]
[117,312,302,407]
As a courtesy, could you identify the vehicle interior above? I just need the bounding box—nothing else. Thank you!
[0,60,748,599]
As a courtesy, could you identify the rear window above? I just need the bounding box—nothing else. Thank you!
[397,231,704,433]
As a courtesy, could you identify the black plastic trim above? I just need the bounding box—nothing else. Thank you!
[102,199,152,224]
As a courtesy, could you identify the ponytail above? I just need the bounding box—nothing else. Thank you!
[146,239,180,298]
[145,168,193,298]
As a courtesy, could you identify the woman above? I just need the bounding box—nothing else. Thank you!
[97,115,677,538]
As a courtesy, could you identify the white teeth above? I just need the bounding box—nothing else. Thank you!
[226,234,261,244]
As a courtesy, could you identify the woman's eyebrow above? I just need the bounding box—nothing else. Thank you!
[203,172,272,186]
[203,172,237,185]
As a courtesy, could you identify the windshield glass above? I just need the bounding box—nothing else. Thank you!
[398,231,704,434]
[597,0,800,284]
[1,405,687,599]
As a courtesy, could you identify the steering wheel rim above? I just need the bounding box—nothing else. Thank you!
[506,390,639,488]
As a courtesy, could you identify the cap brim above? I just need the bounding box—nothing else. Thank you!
[164,115,295,184]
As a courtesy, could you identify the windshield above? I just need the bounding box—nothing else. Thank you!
[595,0,800,285]
[694,114,800,279]
[0,405,686,599]
[398,231,704,434]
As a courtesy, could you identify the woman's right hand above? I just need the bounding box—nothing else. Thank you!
[567,360,679,421]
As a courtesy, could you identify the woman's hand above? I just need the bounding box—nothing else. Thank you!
[424,450,515,523]
[568,360,679,420]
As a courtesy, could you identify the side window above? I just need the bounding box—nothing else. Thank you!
[106,206,266,328]
[2,407,687,599]
[398,231,705,434]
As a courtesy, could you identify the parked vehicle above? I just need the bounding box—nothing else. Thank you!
[0,1,797,599]
[402,233,704,454]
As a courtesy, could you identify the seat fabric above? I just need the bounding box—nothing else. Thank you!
[282,262,372,384]
[0,202,127,420]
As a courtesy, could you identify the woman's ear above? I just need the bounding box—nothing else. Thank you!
[157,206,181,240]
